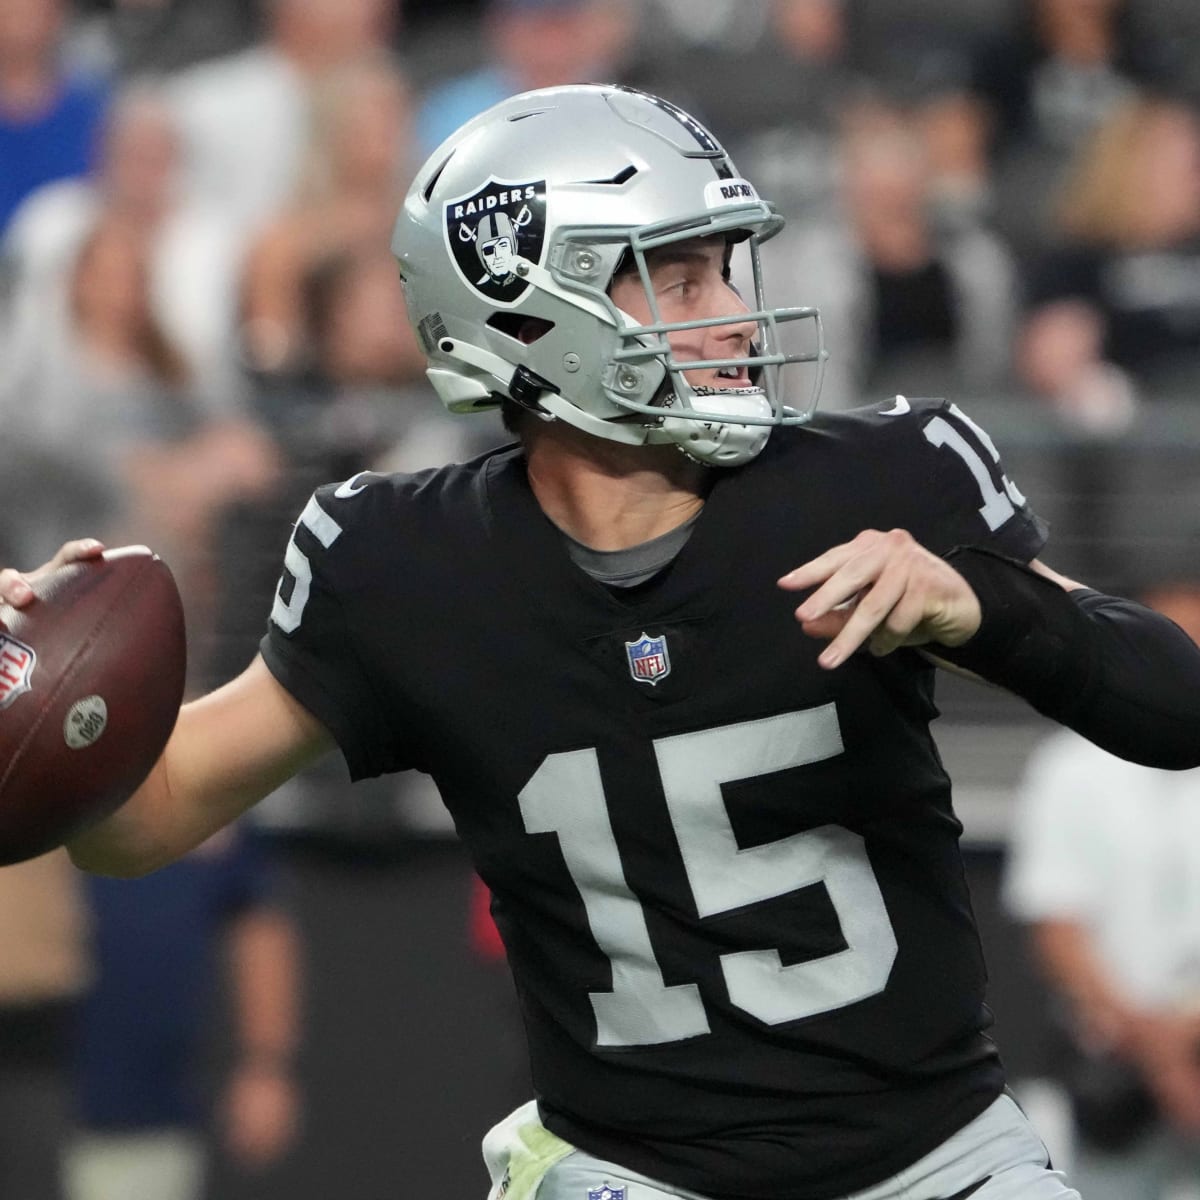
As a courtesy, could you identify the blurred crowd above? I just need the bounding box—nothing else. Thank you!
[1,3,1199,1197]
[1,0,1199,681]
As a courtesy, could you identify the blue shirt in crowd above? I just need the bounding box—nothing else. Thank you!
[75,827,276,1130]
[0,75,108,235]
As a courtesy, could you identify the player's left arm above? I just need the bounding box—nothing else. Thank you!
[779,532,1200,769]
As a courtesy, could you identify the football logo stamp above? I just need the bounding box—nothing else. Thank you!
[625,632,670,685]
[64,695,108,750]
[0,634,36,710]
[445,177,547,305]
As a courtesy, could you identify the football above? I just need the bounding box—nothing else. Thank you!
[0,547,186,865]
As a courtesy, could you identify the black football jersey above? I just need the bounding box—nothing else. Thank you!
[261,397,1046,1200]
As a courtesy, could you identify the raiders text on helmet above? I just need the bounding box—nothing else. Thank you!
[392,85,824,466]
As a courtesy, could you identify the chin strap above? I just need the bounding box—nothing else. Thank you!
[508,365,557,415]
[658,385,773,467]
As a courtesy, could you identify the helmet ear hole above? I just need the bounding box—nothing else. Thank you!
[486,313,556,344]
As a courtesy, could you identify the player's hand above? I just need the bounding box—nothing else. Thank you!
[0,540,106,608]
[778,529,982,669]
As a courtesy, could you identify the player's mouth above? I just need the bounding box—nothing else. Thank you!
[715,365,750,384]
[688,365,753,389]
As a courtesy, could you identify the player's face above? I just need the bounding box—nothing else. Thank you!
[609,237,757,389]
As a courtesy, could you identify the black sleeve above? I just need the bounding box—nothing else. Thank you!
[905,399,1048,563]
[938,547,1200,769]
[259,488,400,782]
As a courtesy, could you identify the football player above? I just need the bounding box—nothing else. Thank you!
[7,85,1200,1200]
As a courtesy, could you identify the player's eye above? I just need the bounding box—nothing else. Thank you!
[660,274,694,300]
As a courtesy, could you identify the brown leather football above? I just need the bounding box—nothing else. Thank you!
[0,547,186,865]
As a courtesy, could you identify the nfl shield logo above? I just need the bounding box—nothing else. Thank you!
[0,633,36,710]
[587,1187,625,1200]
[625,631,670,686]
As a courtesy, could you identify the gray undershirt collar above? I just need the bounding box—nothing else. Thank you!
[562,511,701,588]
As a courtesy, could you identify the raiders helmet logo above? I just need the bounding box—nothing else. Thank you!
[444,177,547,305]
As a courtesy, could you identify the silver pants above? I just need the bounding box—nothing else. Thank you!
[483,1093,1081,1200]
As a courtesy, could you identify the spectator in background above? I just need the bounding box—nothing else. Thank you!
[0,851,91,1200]
[0,216,277,686]
[248,245,469,487]
[64,824,302,1200]
[4,84,247,401]
[240,53,414,379]
[415,0,634,157]
[1017,97,1200,435]
[971,0,1141,260]
[304,248,491,477]
[763,103,1018,407]
[628,1,994,229]
[166,0,398,239]
[631,0,768,57]
[627,0,861,220]
[1005,556,1200,1200]
[0,0,107,237]
[66,0,260,79]
[815,4,998,234]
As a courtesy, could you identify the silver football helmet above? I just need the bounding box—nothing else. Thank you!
[392,84,823,466]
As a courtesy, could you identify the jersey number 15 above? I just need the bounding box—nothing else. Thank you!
[519,705,898,1047]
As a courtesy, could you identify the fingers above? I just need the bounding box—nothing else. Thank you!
[777,547,856,593]
[808,563,907,669]
[867,587,930,659]
[781,531,899,668]
[0,568,35,608]
[0,540,105,610]
[48,538,105,570]
[780,530,976,669]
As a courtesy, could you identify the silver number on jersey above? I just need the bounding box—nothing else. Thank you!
[655,706,897,1025]
[270,495,343,634]
[921,404,1026,532]
[519,749,710,1047]
[518,704,899,1046]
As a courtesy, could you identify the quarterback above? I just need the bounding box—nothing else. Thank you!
[7,86,1200,1200]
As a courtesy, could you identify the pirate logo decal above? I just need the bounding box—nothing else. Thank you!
[445,177,547,305]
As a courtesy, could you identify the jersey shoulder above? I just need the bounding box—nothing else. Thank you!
[801,394,953,443]
[304,442,521,549]
[767,395,1048,560]
[262,445,522,780]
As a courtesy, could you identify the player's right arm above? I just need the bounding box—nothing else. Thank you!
[0,544,334,877]
[67,655,333,876]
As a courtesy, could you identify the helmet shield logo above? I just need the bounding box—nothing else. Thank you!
[444,177,547,306]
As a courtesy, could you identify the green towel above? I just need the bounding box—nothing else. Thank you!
[492,1118,575,1200]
